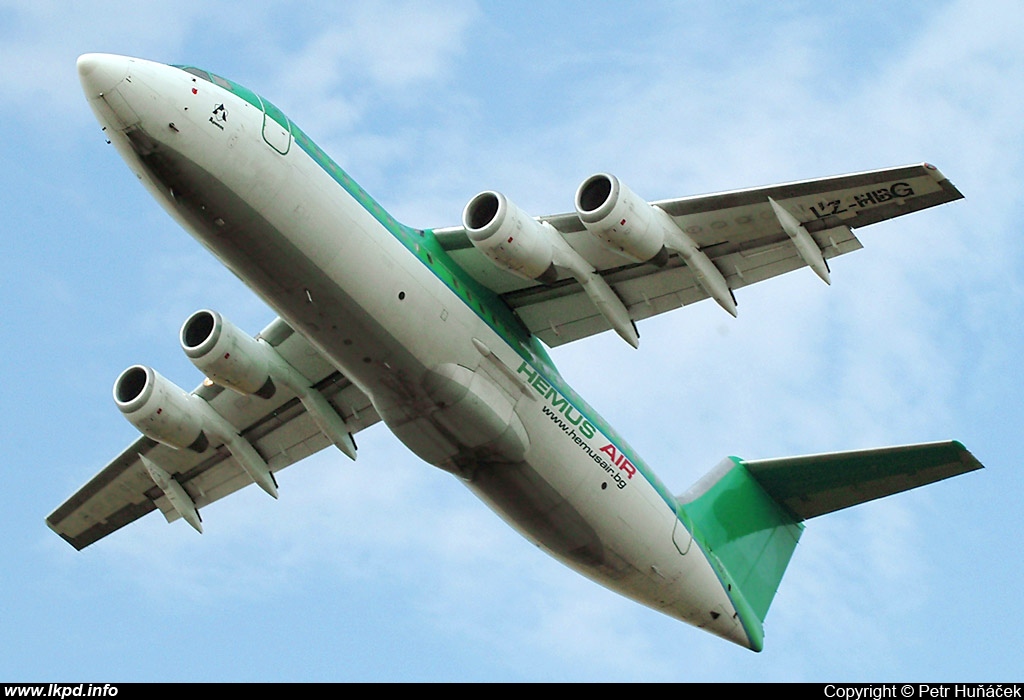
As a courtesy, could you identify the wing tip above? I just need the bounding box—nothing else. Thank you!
[44,517,89,551]
[921,162,965,201]
[950,439,985,473]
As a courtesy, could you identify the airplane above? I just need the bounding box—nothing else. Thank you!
[48,53,984,652]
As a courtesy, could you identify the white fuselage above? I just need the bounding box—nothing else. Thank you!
[80,54,752,648]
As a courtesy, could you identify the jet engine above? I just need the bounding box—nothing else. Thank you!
[180,309,276,399]
[180,308,358,461]
[113,365,209,452]
[576,173,737,317]
[462,191,559,284]
[114,362,280,497]
[574,173,669,266]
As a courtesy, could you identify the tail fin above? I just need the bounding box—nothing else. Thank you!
[677,440,983,651]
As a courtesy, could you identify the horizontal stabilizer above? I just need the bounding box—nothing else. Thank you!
[742,440,983,521]
[677,439,983,647]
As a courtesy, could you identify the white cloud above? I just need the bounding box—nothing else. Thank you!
[256,2,479,152]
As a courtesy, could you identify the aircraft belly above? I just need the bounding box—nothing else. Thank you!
[142,140,739,635]
[101,66,747,644]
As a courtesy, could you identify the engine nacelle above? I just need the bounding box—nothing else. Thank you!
[575,173,669,265]
[462,191,559,284]
[180,309,276,399]
[113,365,209,452]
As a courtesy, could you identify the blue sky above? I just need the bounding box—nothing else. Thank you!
[3,0,1022,682]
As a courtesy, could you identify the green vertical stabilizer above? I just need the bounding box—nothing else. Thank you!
[679,457,803,650]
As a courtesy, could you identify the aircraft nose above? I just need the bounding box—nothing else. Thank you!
[77,53,130,98]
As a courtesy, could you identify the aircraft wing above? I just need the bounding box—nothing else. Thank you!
[46,318,380,550]
[433,163,963,347]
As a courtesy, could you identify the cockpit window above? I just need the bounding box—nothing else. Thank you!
[175,66,231,90]
[210,74,232,90]
[177,66,212,82]
[172,65,264,114]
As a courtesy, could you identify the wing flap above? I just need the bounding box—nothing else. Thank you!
[47,319,379,550]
